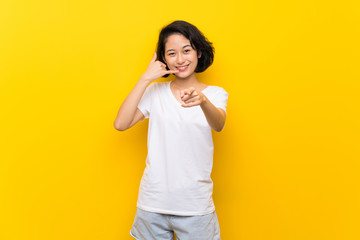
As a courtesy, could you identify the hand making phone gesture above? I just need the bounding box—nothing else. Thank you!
[142,52,179,82]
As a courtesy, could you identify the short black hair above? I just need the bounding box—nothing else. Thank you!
[156,20,215,78]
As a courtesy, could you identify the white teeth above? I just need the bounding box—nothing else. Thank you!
[177,65,188,69]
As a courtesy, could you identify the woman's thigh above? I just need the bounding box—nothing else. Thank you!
[130,208,174,240]
[170,211,221,240]
[130,208,221,240]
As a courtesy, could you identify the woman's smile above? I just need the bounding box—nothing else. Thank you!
[176,64,190,71]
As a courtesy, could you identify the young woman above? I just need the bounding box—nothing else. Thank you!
[114,20,229,240]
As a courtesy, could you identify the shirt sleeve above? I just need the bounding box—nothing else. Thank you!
[137,82,155,121]
[211,87,229,115]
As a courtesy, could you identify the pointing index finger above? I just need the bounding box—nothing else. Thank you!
[184,88,195,95]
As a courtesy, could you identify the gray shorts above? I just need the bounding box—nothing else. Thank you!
[130,207,221,240]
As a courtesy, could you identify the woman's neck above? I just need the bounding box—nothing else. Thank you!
[172,73,199,89]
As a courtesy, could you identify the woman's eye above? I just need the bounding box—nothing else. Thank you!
[184,49,190,53]
[168,53,175,56]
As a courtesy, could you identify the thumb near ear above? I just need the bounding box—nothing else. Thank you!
[151,52,157,62]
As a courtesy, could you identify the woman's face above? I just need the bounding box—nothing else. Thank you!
[163,33,201,79]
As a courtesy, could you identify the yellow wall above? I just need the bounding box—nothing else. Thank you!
[1,0,359,239]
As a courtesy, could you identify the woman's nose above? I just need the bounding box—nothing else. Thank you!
[176,54,185,64]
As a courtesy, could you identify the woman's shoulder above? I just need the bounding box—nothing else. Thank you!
[147,81,170,90]
[203,85,228,94]
[151,81,171,86]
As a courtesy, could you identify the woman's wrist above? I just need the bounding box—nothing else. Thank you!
[139,75,153,85]
[200,94,208,106]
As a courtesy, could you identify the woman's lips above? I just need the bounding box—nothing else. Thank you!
[176,64,189,71]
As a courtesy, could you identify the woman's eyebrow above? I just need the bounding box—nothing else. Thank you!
[166,45,192,52]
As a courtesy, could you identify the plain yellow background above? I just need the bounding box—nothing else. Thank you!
[1,0,359,239]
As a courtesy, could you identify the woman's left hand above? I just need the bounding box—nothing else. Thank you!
[180,87,207,107]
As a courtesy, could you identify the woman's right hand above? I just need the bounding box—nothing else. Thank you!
[141,52,179,82]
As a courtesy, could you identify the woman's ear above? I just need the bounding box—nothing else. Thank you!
[198,51,202,58]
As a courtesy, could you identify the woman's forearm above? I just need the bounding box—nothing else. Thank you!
[114,52,180,131]
[113,76,151,131]
[200,96,226,132]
